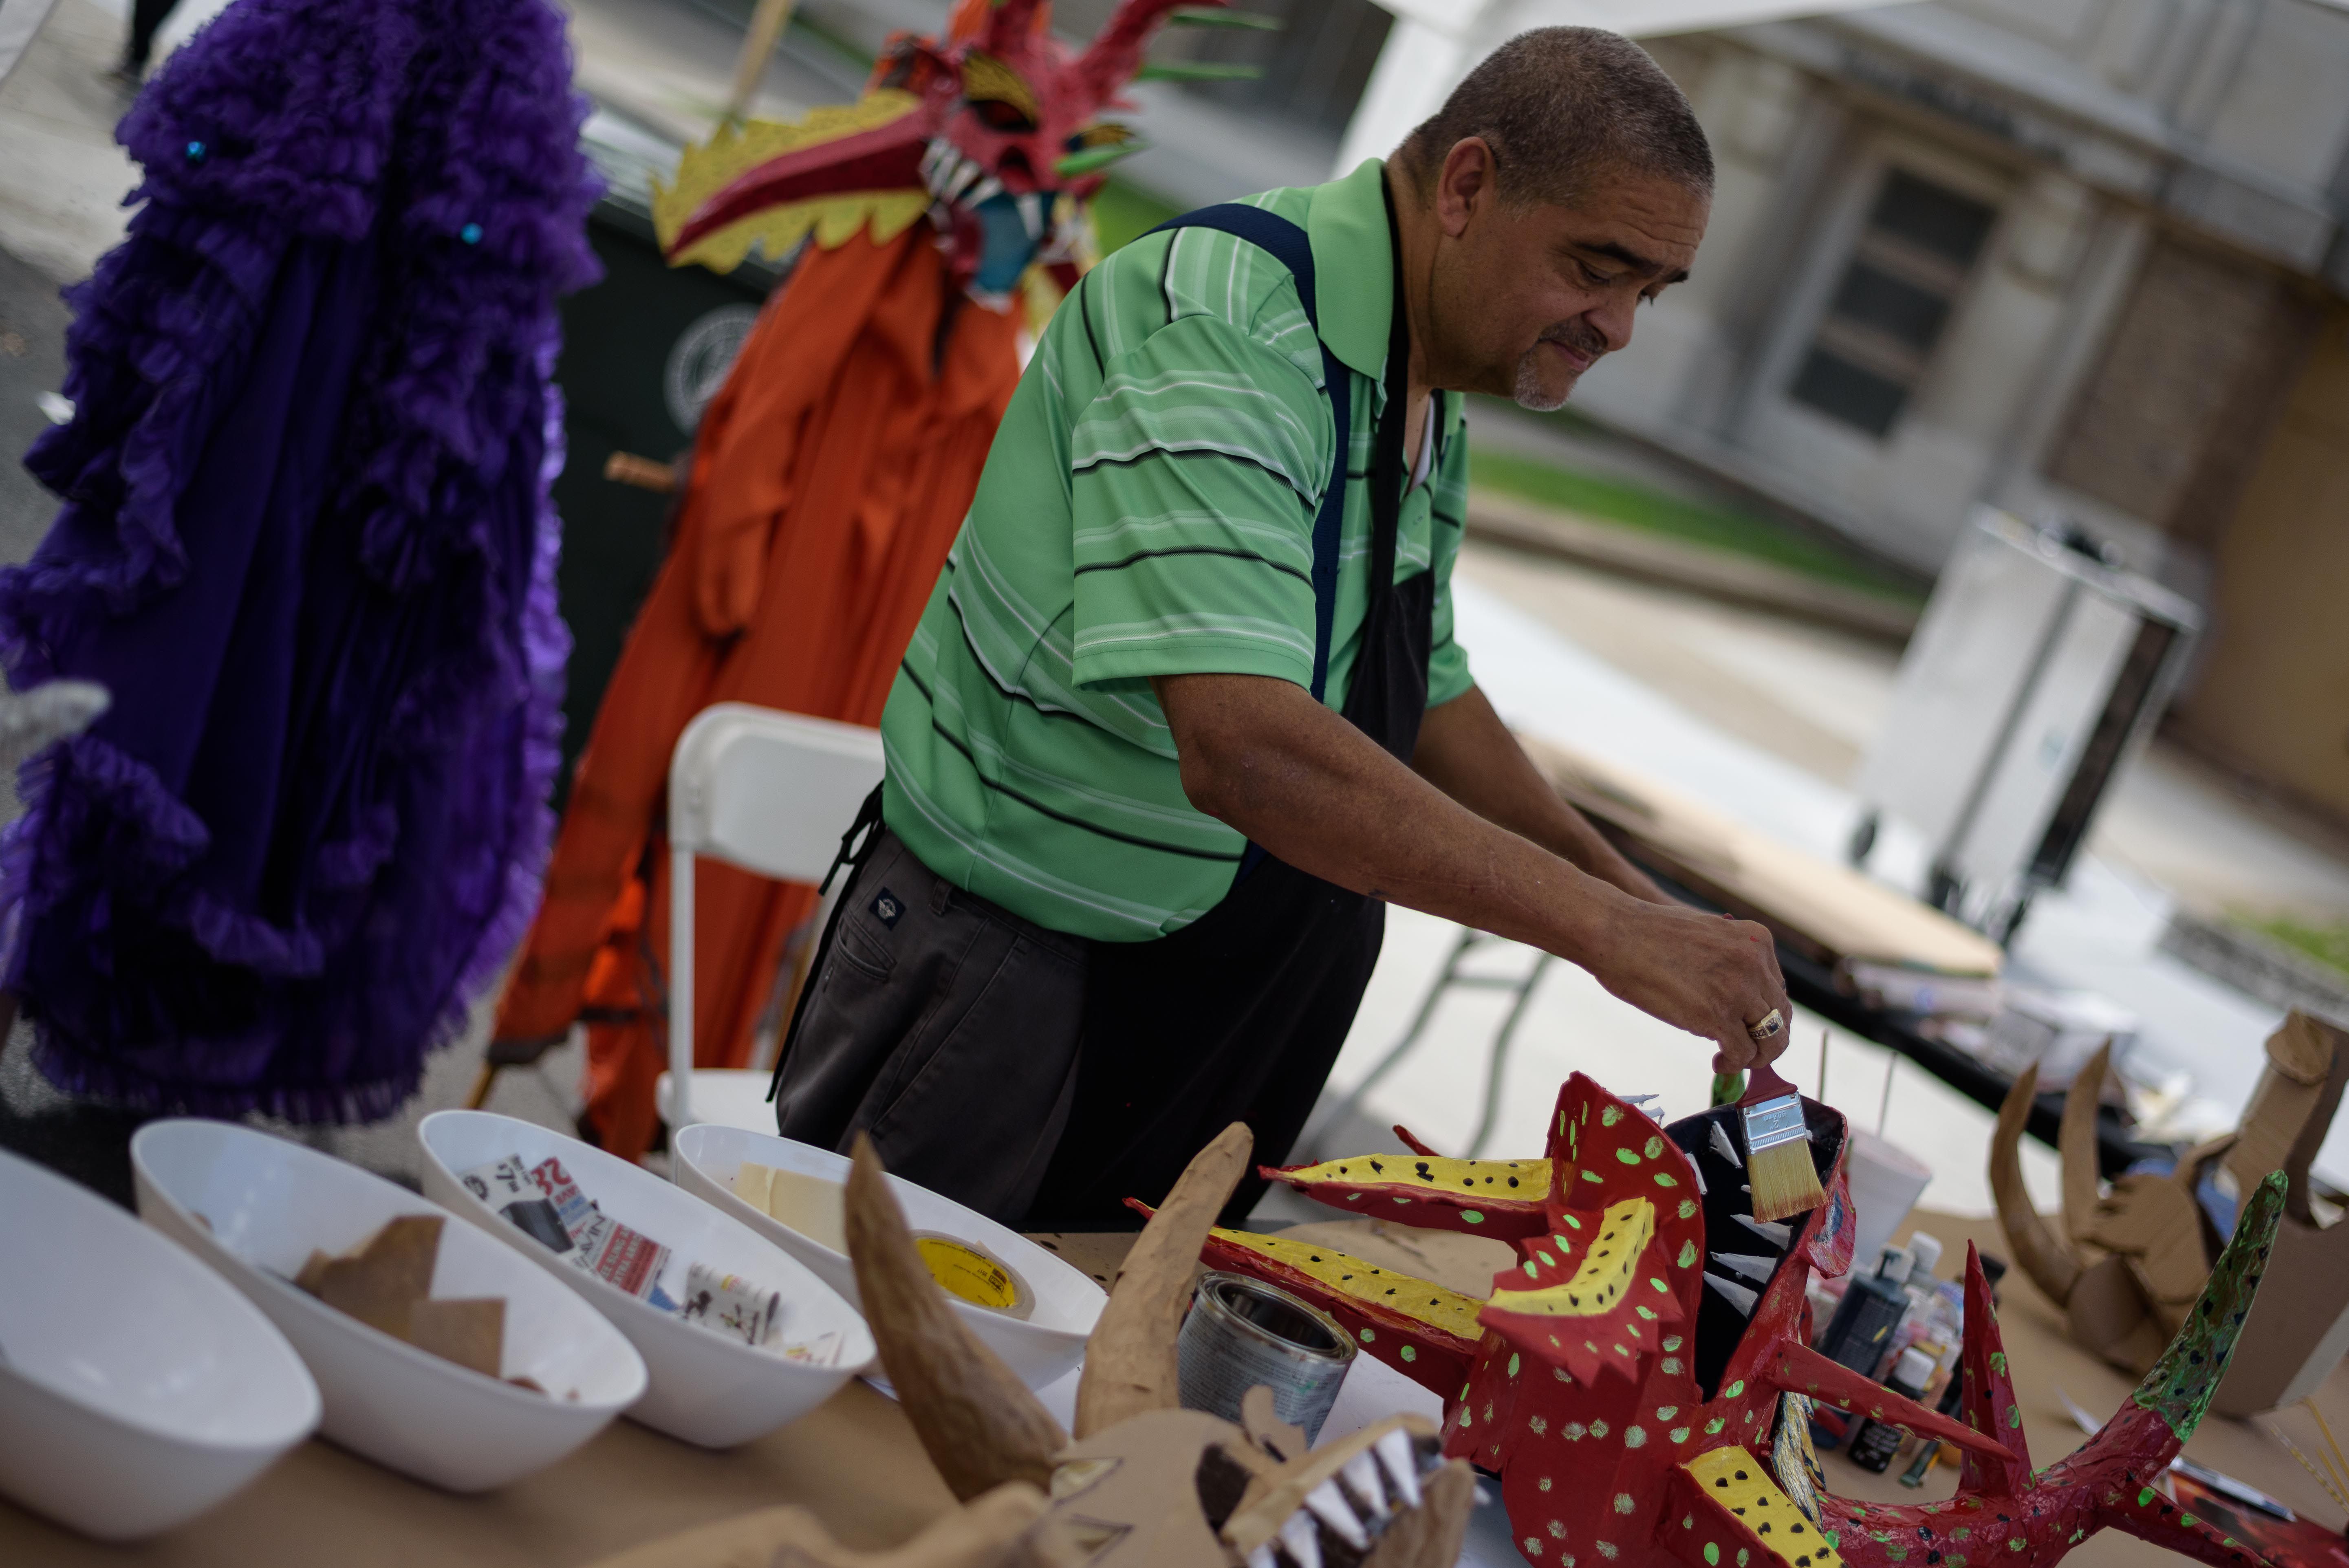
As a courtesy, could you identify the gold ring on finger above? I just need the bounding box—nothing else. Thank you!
[1745,1008,1783,1044]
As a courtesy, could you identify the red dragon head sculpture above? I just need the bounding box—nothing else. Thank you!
[655,0,1252,303]
[1183,1073,2298,1568]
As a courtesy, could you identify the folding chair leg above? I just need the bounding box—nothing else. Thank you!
[1327,926,1483,1136]
[463,1061,498,1111]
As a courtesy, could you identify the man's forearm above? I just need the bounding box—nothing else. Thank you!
[1411,685,1668,904]
[1152,670,1794,1069]
[1157,674,1632,965]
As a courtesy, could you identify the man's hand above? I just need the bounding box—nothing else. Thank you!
[1586,903,1793,1073]
[1154,671,1792,1069]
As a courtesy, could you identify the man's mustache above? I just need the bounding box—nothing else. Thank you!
[1537,321,1609,359]
[1531,324,1606,359]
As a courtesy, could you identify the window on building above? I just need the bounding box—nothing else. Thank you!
[1788,169,1998,438]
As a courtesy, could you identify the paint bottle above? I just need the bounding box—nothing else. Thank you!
[1818,1245,1911,1375]
[1899,1359,1972,1487]
[1846,1347,1937,1473]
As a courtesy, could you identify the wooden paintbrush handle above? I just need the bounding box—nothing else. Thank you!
[1742,1062,1799,1106]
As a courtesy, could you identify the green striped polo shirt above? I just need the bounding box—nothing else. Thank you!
[880,157,1474,940]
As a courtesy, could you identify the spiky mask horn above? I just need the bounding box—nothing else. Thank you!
[654,0,1262,304]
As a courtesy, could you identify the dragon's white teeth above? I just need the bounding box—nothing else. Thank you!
[1692,1162,1707,1195]
[1016,192,1044,238]
[1305,1482,1367,1549]
[1704,1272,1759,1315]
[1279,1509,1324,1568]
[1712,1251,1776,1284]
[1249,1548,1279,1568]
[1733,1213,1791,1248]
[1710,1121,1744,1168]
[1375,1429,1422,1509]
[943,156,983,201]
[1340,1448,1388,1517]
[966,176,1005,207]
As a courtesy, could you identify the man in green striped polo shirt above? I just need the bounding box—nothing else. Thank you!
[774,26,1795,1224]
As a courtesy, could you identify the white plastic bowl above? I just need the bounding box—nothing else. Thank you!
[417,1110,874,1448]
[672,1124,1104,1390]
[0,1145,319,1540]
[131,1119,647,1492]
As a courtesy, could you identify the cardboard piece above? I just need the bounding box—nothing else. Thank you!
[1993,1010,2349,1415]
[740,1161,852,1255]
[577,1484,1061,1568]
[304,1215,447,1337]
[295,1213,516,1385]
[1524,736,2004,981]
[2212,1011,2349,1417]
[408,1297,507,1379]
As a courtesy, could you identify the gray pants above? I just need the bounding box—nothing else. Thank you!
[771,830,1088,1224]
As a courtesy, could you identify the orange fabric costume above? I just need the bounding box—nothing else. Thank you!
[493,228,1018,1159]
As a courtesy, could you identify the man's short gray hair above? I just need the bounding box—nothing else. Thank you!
[1397,28,1714,206]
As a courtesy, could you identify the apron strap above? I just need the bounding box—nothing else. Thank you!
[1143,205,1351,703]
[766,781,886,1104]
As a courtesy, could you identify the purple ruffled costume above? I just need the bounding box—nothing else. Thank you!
[2,0,602,1120]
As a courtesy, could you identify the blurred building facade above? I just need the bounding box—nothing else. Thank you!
[1583,2,2349,825]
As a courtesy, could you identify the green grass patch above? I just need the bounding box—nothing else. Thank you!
[2241,916,2349,978]
[1466,447,1922,602]
[1092,179,1182,256]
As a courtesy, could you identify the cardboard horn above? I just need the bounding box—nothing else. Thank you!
[1074,1122,1255,1439]
[2056,1041,2111,1248]
[577,1481,1057,1568]
[844,1134,1070,1500]
[1989,1062,2085,1304]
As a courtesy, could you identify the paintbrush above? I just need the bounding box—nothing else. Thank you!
[1739,1061,1824,1224]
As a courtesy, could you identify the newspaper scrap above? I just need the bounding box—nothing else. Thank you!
[679,1262,783,1347]
[460,1154,676,1309]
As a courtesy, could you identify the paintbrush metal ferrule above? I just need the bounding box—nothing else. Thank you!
[1741,1089,1825,1223]
[1740,1093,1807,1154]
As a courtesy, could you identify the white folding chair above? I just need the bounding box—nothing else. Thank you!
[654,703,884,1148]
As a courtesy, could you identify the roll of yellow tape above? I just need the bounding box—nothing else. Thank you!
[912,1233,1034,1319]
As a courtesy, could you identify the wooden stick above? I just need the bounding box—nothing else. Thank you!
[603,452,677,494]
[463,1061,497,1112]
[2307,1398,2349,1497]
[723,0,799,127]
[2275,1427,2349,1513]
[1877,1053,1896,1137]
[1817,1028,1828,1104]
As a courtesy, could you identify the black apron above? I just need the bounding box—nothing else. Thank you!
[1023,189,1434,1227]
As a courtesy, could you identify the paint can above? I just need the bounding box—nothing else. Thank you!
[1176,1271,1357,1442]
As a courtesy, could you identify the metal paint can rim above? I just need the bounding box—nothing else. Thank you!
[1186,1272,1359,1365]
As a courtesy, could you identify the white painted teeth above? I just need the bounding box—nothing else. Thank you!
[1705,1271,1759,1315]
[1733,1213,1791,1248]
[1712,1251,1776,1284]
[1710,1121,1744,1167]
[1279,1508,1324,1568]
[1692,1162,1706,1195]
[1249,1548,1279,1568]
[966,175,1004,206]
[1375,1428,1423,1509]
[1341,1448,1388,1518]
[1016,192,1043,238]
[1305,1482,1368,1549]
